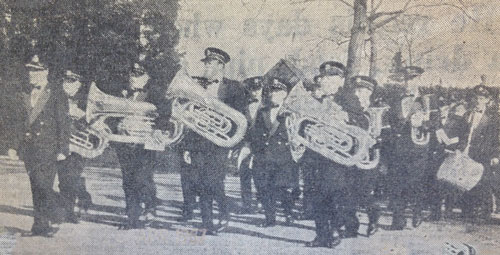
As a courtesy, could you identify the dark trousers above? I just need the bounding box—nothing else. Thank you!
[25,158,60,231]
[56,154,90,216]
[312,189,357,240]
[460,180,493,220]
[180,158,197,216]
[239,156,255,208]
[302,165,315,215]
[190,151,228,230]
[390,172,427,226]
[114,144,157,222]
[253,163,296,222]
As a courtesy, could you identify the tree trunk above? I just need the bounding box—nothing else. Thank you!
[369,29,377,79]
[345,0,368,84]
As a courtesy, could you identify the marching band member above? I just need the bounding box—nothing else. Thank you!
[21,55,72,236]
[113,61,159,229]
[175,47,246,235]
[57,70,93,223]
[460,85,500,221]
[389,97,430,230]
[250,78,299,227]
[428,99,469,220]
[302,61,348,248]
[237,76,265,214]
[337,76,380,238]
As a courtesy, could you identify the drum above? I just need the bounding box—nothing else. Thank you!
[437,152,484,192]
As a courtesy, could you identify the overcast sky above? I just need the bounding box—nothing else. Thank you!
[175,0,499,87]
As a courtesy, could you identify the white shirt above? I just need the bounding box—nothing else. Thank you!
[30,85,47,107]
[247,100,261,126]
[205,80,221,99]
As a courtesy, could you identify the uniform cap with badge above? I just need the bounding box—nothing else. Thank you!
[313,61,346,83]
[201,47,231,64]
[243,76,264,92]
[349,75,377,92]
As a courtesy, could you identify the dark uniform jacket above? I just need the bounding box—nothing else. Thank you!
[0,62,29,154]
[465,109,500,166]
[250,108,298,189]
[21,83,71,164]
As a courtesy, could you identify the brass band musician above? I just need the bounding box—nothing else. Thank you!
[175,47,247,235]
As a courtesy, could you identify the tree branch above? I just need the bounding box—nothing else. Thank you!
[405,2,478,23]
[290,0,353,8]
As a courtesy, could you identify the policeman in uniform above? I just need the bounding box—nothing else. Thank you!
[237,76,265,214]
[57,70,93,223]
[250,78,299,227]
[303,61,349,248]
[176,47,246,234]
[113,61,159,229]
[19,55,72,236]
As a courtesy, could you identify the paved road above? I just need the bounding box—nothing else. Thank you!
[1,157,500,254]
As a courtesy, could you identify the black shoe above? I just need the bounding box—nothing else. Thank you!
[258,219,276,228]
[412,214,422,228]
[77,194,92,212]
[305,236,339,248]
[343,231,358,238]
[367,223,378,237]
[65,213,80,224]
[390,217,407,230]
[119,219,144,230]
[205,229,218,236]
[29,226,58,237]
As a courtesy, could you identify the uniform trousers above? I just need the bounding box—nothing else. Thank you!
[239,155,257,208]
[113,144,157,222]
[253,160,298,222]
[189,151,228,230]
[25,158,61,231]
[56,154,91,216]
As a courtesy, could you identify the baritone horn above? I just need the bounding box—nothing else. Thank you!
[69,84,184,158]
[280,82,389,169]
[166,71,248,148]
[69,119,108,158]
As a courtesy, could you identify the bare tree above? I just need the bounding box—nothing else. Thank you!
[291,0,479,81]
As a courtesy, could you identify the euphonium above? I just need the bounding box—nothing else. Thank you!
[280,82,386,169]
[166,71,248,148]
[356,105,390,169]
[71,84,184,157]
[69,118,108,158]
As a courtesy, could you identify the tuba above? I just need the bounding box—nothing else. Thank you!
[280,82,388,169]
[70,84,184,158]
[166,71,248,148]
